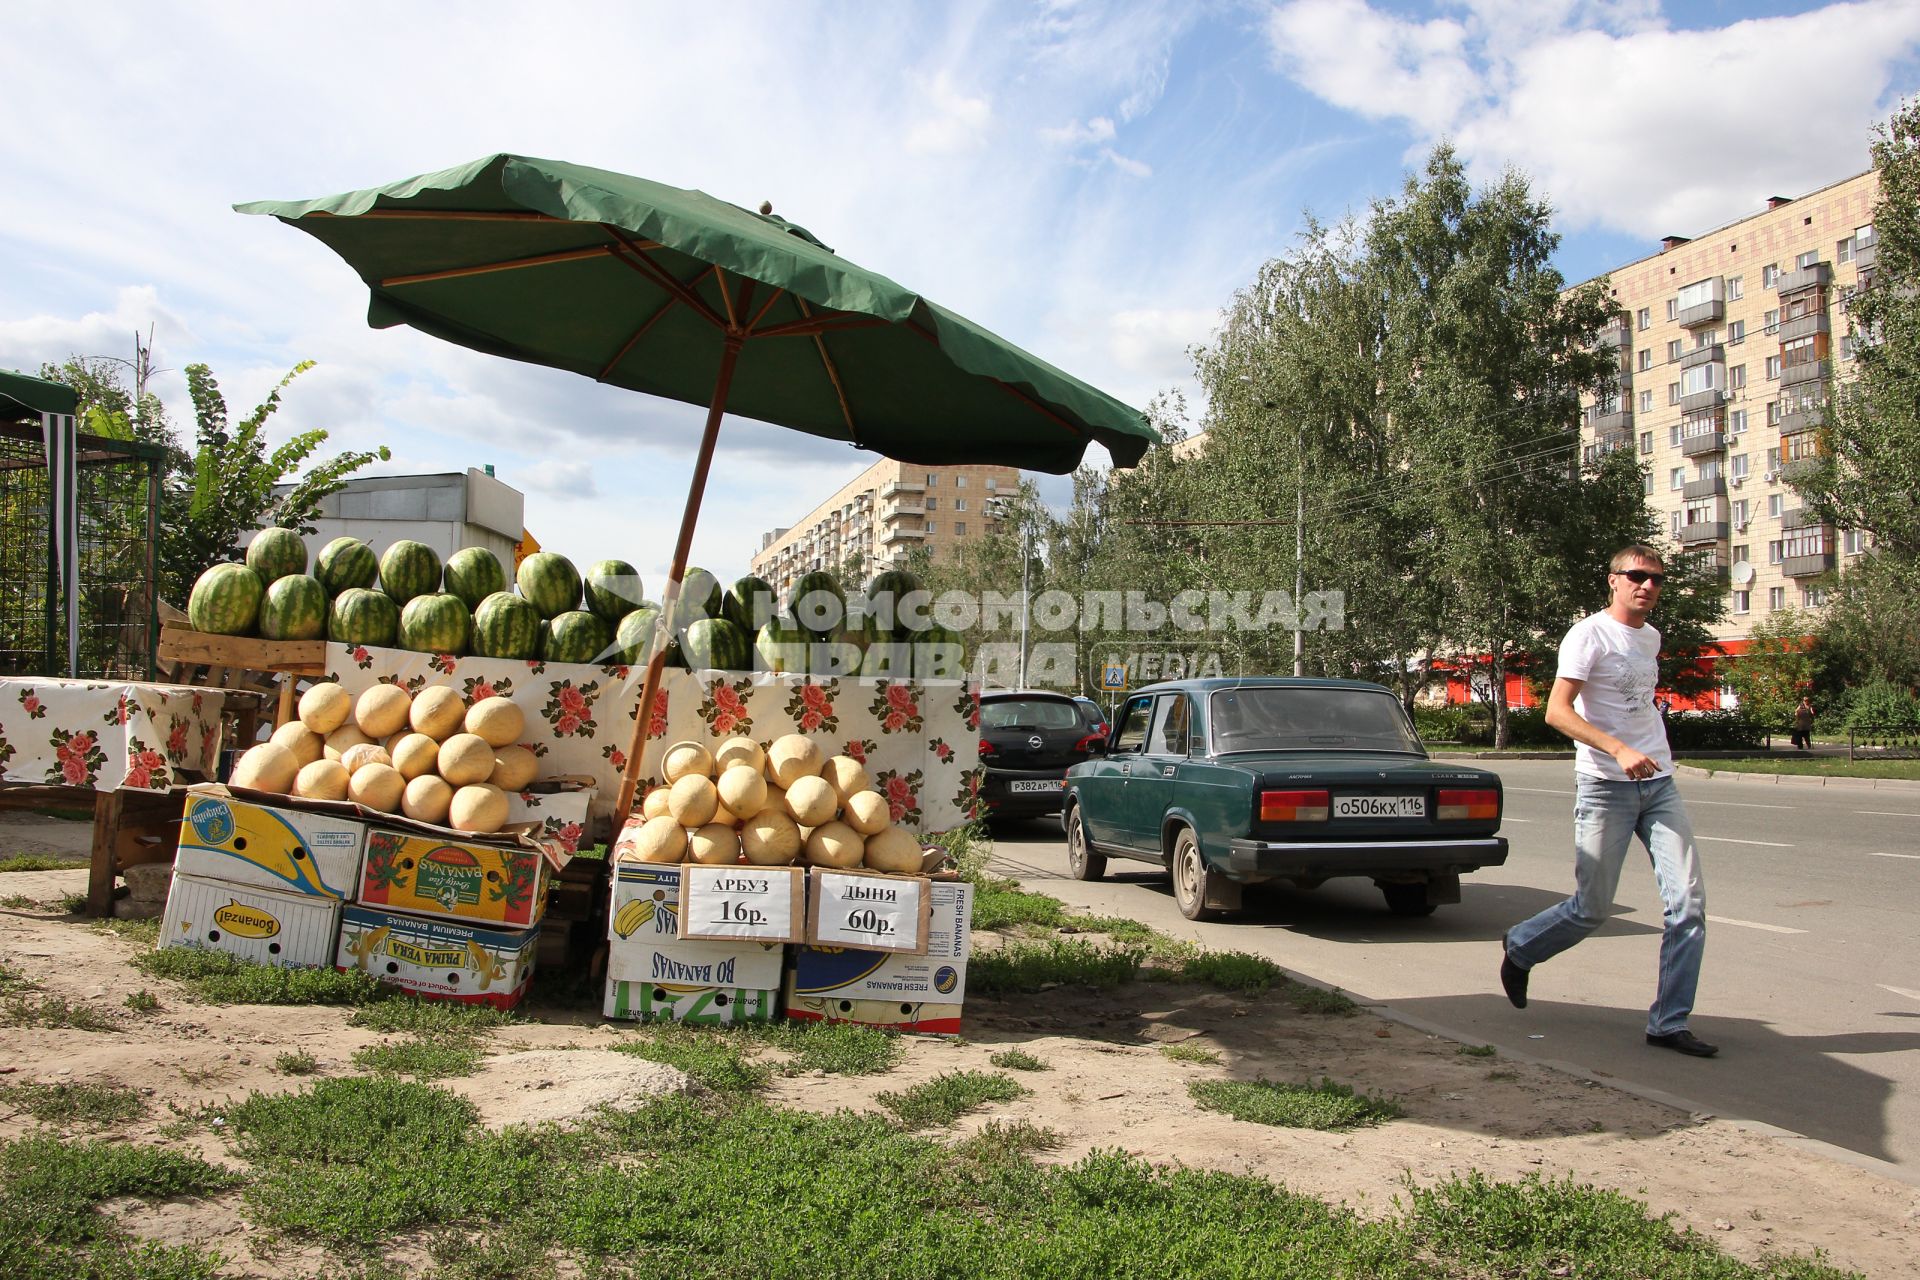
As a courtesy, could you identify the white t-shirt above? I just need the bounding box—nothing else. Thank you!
[1558,611,1672,781]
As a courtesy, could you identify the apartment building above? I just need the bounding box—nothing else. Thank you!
[1574,169,1880,671]
[749,458,1022,597]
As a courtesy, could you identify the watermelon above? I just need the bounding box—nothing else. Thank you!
[809,634,862,677]
[722,574,778,633]
[517,551,582,617]
[671,567,723,625]
[472,591,542,659]
[860,638,914,679]
[615,604,663,665]
[259,573,328,641]
[912,623,969,679]
[328,587,399,647]
[584,559,645,621]
[681,618,751,672]
[245,527,308,585]
[864,567,928,634]
[188,563,265,636]
[786,570,846,637]
[398,592,471,655]
[754,619,810,674]
[443,547,507,609]
[541,610,615,664]
[379,540,442,605]
[315,537,378,596]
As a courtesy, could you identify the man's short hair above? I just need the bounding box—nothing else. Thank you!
[1609,544,1665,573]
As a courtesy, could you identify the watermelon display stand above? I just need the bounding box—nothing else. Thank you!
[155,604,325,733]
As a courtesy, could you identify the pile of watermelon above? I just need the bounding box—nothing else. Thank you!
[187,531,966,675]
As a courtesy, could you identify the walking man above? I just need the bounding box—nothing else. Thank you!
[1500,545,1715,1057]
[1792,696,1816,751]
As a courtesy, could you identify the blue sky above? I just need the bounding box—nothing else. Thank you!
[3,0,1916,588]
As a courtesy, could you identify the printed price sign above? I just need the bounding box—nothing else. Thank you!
[679,865,805,943]
[808,869,932,955]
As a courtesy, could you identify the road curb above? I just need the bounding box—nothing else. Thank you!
[1673,763,1920,792]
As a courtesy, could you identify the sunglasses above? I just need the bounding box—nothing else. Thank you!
[1614,569,1666,586]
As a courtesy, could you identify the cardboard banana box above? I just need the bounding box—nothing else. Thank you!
[161,872,343,969]
[357,828,550,929]
[603,979,778,1025]
[175,786,366,900]
[336,904,536,1009]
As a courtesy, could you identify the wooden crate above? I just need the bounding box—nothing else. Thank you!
[155,613,325,731]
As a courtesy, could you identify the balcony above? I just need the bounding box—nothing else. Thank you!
[1677,298,1725,328]
[1678,521,1728,546]
[1780,358,1830,388]
[1683,475,1727,500]
[1777,263,1832,294]
[1680,388,1726,415]
[1783,551,1836,578]
[1780,507,1828,532]
[1587,405,1631,434]
[883,500,924,517]
[1680,430,1725,456]
[1778,403,1821,437]
[1595,320,1632,349]
[879,524,926,545]
[1679,344,1723,370]
[879,480,925,499]
[1854,240,1877,272]
[1593,427,1632,454]
[1778,313,1829,343]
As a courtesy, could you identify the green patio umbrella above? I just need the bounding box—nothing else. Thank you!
[238,153,1156,818]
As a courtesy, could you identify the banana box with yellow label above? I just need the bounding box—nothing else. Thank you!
[336,905,536,1009]
[161,872,344,969]
[176,785,367,900]
[357,828,550,929]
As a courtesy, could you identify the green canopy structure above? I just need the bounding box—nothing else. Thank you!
[239,153,1158,819]
[0,369,80,420]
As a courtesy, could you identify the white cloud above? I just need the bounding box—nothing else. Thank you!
[1100,149,1153,179]
[1041,116,1117,145]
[904,72,994,154]
[1263,0,1920,238]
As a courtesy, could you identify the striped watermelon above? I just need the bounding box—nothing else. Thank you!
[541,610,615,664]
[443,547,507,609]
[860,638,913,679]
[786,570,846,637]
[188,563,265,636]
[399,592,471,654]
[245,528,308,585]
[329,588,399,647]
[315,537,378,596]
[517,551,582,617]
[864,567,928,634]
[912,623,969,679]
[754,619,810,674]
[722,574,777,633]
[584,559,644,621]
[379,540,442,605]
[615,605,663,665]
[472,591,542,659]
[681,618,752,672]
[259,574,328,641]
[670,567,723,627]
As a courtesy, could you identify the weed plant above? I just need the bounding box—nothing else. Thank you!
[609,1024,772,1095]
[0,893,35,909]
[57,892,87,915]
[971,885,1068,931]
[877,1070,1028,1128]
[1189,1077,1401,1131]
[1178,950,1285,993]
[0,854,87,873]
[3,995,117,1032]
[763,1020,903,1075]
[134,949,387,1006]
[351,1039,484,1080]
[988,1048,1049,1071]
[952,1118,1063,1165]
[0,961,33,994]
[0,1081,145,1129]
[1159,1043,1221,1065]
[347,999,514,1037]
[274,1051,319,1076]
[970,939,1145,996]
[1458,1043,1497,1058]
[1282,983,1359,1015]
[92,917,160,947]
[123,990,160,1014]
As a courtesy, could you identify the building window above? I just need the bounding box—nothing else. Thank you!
[1680,363,1722,397]
[1668,383,1681,405]
[1728,319,1745,345]
[1803,585,1827,607]
[956,475,968,488]
[1733,589,1751,613]
[1678,278,1722,311]
[1668,423,1682,447]
[1728,276,1744,300]
[1763,265,1780,288]
[924,497,936,511]
[1733,543,1750,564]
[1666,299,1678,321]
[954,498,967,511]
[1764,308,1781,333]
[1765,355,1782,380]
[1767,399,1782,426]
[1732,498,1749,525]
[1729,408,1746,433]
[1768,540,1783,565]
[1731,453,1749,478]
[1639,431,1653,454]
[1640,390,1654,413]
[925,521,936,534]
[1781,335,1822,375]
[1768,586,1786,610]
[1768,493,1784,517]
[954,521,966,536]
[1666,339,1683,361]
[1638,348,1653,371]
[985,477,997,491]
[1836,237,1853,264]
[1845,528,1868,554]
[1671,510,1684,536]
[1796,249,1820,270]
[1643,470,1655,495]
[1637,307,1651,330]
[1729,364,1746,391]
[1840,334,1858,361]
[1669,467,1685,491]
[1856,223,1877,251]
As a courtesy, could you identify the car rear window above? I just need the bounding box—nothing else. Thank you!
[982,698,1081,730]
[1209,687,1422,754]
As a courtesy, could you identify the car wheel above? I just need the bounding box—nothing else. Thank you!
[1171,828,1220,921]
[1065,805,1106,881]
[1380,882,1438,917]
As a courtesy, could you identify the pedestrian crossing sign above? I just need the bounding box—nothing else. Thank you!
[1099,662,1127,691]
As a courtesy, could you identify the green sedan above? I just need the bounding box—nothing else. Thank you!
[1061,677,1508,920]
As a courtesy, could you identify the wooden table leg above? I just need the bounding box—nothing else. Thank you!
[87,790,125,918]
[276,675,297,729]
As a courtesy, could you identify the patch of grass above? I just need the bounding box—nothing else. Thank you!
[988,1048,1050,1071]
[123,989,160,1014]
[876,1070,1028,1129]
[1189,1077,1401,1131]
[970,938,1145,996]
[1281,983,1359,1015]
[347,998,514,1037]
[0,1081,145,1129]
[930,821,992,883]
[1176,949,1285,993]
[352,1038,484,1080]
[609,1024,772,1095]
[971,884,1068,931]
[0,1132,241,1265]
[93,916,160,947]
[1063,912,1167,947]
[1486,1069,1518,1082]
[3,995,117,1032]
[1701,755,1920,780]
[764,1020,903,1076]
[423,1224,558,1280]
[1457,1043,1497,1058]
[1159,1043,1221,1065]
[275,1050,320,1076]
[217,1076,479,1167]
[951,1118,1063,1167]
[57,892,87,915]
[0,853,89,872]
[0,961,33,995]
[0,893,35,909]
[133,948,388,1005]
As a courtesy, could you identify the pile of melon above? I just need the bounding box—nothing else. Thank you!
[622,733,921,872]
[228,683,535,834]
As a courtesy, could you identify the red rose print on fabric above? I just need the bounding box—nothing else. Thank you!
[786,683,839,735]
[872,768,925,827]
[868,683,923,734]
[17,689,47,720]
[463,674,514,703]
[48,728,107,789]
[121,739,170,791]
[844,737,876,764]
[543,679,600,738]
[429,653,459,676]
[700,677,755,738]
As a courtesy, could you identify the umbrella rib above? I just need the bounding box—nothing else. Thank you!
[602,226,728,330]
[598,264,721,381]
[751,313,888,340]
[743,288,787,334]
[381,243,622,288]
[796,298,858,441]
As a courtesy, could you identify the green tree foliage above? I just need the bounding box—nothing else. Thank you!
[1722,607,1817,725]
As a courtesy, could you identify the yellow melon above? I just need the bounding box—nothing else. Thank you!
[409,686,468,740]
[843,790,891,836]
[389,733,440,781]
[668,773,719,827]
[690,822,743,866]
[292,758,350,802]
[489,744,539,791]
[804,820,865,869]
[713,736,765,774]
[663,740,715,783]
[437,733,497,786]
[820,755,871,802]
[465,696,524,747]
[864,826,924,874]
[323,724,374,761]
[348,762,405,813]
[402,774,454,825]
[270,720,325,768]
[741,806,802,866]
[449,783,510,834]
[767,734,824,788]
[231,742,298,794]
[716,766,768,819]
[631,814,688,864]
[354,683,412,738]
[641,786,671,820]
[783,774,838,827]
[296,682,352,735]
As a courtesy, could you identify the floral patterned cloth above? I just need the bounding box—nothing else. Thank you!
[0,678,227,792]
[322,644,984,834]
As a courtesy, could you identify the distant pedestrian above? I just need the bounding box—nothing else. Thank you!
[1499,545,1715,1058]
[1792,696,1816,751]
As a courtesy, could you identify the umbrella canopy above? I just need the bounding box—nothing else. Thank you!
[1,369,80,421]
[237,153,1155,473]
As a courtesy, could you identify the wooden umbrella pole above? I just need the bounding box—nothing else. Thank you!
[614,334,745,825]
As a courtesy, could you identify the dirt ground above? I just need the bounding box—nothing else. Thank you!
[3,813,1919,1277]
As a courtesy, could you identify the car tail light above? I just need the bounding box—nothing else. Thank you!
[978,738,997,758]
[1260,789,1329,822]
[1437,788,1500,820]
[1073,734,1102,753]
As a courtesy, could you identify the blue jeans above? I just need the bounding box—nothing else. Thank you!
[1506,774,1707,1036]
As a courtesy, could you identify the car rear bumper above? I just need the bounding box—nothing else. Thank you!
[982,766,1069,816]
[1225,836,1508,879]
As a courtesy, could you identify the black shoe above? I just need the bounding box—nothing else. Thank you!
[1499,935,1529,1009]
[1646,1029,1718,1057]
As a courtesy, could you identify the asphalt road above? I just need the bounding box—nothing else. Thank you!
[986,759,1920,1173]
